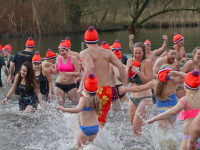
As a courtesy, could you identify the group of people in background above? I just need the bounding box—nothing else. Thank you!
[0,26,200,150]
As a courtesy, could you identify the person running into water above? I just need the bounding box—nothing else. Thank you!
[143,70,200,150]
[42,49,56,69]
[129,34,168,64]
[78,26,127,128]
[57,73,101,149]
[2,62,45,113]
[65,37,80,60]
[119,64,185,132]
[3,44,14,72]
[0,45,8,87]
[32,51,53,102]
[51,40,80,105]
[125,42,153,137]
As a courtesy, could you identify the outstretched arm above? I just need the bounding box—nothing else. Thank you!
[153,35,168,56]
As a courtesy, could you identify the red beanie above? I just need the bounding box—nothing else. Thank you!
[113,49,122,59]
[84,73,98,95]
[144,39,151,47]
[26,37,35,48]
[112,39,121,50]
[184,70,200,90]
[101,41,111,50]
[65,37,71,49]
[84,26,98,44]
[128,61,140,78]
[0,45,3,52]
[32,51,41,63]
[3,44,12,53]
[158,68,171,82]
[58,40,68,50]
[173,33,184,44]
[46,49,56,60]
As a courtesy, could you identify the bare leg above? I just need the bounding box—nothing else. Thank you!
[76,129,89,149]
[67,88,79,105]
[54,87,65,105]
[111,99,121,112]
[132,98,152,137]
[24,105,35,113]
[129,100,137,127]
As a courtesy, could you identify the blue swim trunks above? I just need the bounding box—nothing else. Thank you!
[80,125,99,136]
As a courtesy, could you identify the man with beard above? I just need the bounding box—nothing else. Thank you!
[153,46,178,79]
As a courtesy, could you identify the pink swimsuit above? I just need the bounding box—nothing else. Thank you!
[178,100,200,120]
[57,56,75,72]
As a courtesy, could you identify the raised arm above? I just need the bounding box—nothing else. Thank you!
[153,35,168,56]
[50,57,59,74]
[129,34,134,51]
[180,60,192,73]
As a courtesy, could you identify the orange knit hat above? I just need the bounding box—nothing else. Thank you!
[128,61,140,78]
[26,37,35,48]
[32,51,41,63]
[101,41,111,50]
[79,59,82,64]
[0,45,3,52]
[3,44,12,53]
[112,39,121,50]
[58,40,68,50]
[65,37,71,49]
[113,49,122,59]
[184,70,200,90]
[84,26,99,44]
[84,73,98,95]
[144,39,151,47]
[173,33,184,44]
[46,49,56,60]
[158,68,171,82]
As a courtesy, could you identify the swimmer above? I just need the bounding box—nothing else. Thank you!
[119,64,185,132]
[3,44,14,71]
[57,73,101,149]
[2,62,45,114]
[42,49,56,70]
[143,70,200,150]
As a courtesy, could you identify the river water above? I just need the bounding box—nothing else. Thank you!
[0,27,199,150]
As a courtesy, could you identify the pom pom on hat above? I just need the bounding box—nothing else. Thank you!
[65,37,71,49]
[26,37,35,48]
[184,70,200,90]
[101,41,111,50]
[158,68,172,82]
[173,33,184,44]
[3,44,12,53]
[58,40,68,50]
[32,51,41,63]
[112,39,121,50]
[84,26,98,44]
[84,73,98,95]
[46,49,56,60]
[0,45,2,52]
[113,49,122,59]
[128,61,140,78]
[144,39,151,47]
[173,32,178,36]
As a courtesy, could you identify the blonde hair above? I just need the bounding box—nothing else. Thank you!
[155,64,172,101]
[185,88,198,102]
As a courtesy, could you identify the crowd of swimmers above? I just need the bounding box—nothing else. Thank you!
[0,26,200,150]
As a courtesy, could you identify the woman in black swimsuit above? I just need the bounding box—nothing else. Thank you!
[2,61,45,113]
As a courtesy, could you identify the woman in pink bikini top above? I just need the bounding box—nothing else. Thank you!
[51,40,80,105]
[143,70,200,150]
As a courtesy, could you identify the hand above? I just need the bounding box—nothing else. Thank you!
[5,76,11,86]
[48,67,53,73]
[78,85,84,96]
[56,105,65,111]
[2,98,8,105]
[129,34,134,40]
[168,71,175,76]
[131,66,140,74]
[48,93,53,99]
[142,118,155,125]
[127,61,133,69]
[162,35,168,40]
[118,86,126,95]
[10,75,14,81]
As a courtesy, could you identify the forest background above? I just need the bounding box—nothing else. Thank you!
[1,0,200,36]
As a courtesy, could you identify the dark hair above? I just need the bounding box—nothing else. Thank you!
[133,42,147,60]
[16,61,39,88]
[165,46,176,53]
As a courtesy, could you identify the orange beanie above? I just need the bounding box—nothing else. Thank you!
[101,41,111,50]
[128,61,140,78]
[113,49,122,59]
[46,49,56,60]
[3,44,12,53]
[84,26,99,44]
[84,73,98,95]
[58,40,68,50]
[0,45,3,52]
[32,51,41,63]
[26,37,35,48]
[65,37,71,49]
[184,70,200,90]
[144,39,151,47]
[158,68,171,82]
[112,39,121,50]
[173,33,184,44]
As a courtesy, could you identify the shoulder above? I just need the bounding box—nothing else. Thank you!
[70,55,77,61]
[143,58,151,63]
